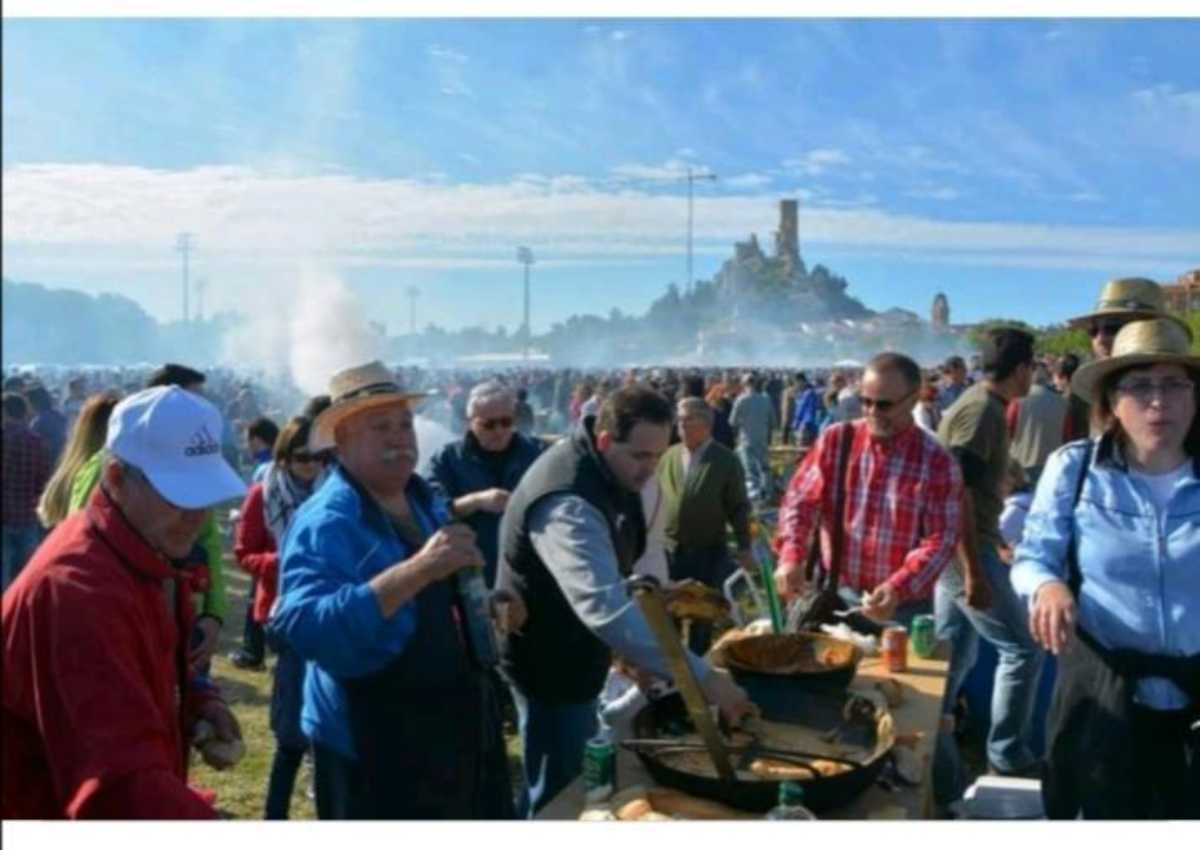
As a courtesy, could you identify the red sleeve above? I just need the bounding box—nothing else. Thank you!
[1006,398,1020,440]
[234,484,278,583]
[773,424,840,566]
[23,578,216,819]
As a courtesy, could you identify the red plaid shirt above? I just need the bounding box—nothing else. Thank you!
[774,420,962,602]
[2,421,52,527]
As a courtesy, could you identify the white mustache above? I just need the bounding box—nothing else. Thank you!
[381,448,418,463]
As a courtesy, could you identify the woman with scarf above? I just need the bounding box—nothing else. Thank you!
[234,415,325,819]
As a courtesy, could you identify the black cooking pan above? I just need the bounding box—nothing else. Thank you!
[624,689,893,814]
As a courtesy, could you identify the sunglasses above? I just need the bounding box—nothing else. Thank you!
[857,391,915,412]
[1088,321,1126,338]
[477,416,515,431]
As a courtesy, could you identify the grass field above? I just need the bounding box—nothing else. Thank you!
[190,561,317,820]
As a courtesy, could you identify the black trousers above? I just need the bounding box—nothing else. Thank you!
[238,578,265,662]
[1126,704,1200,819]
[312,743,370,820]
[264,744,306,820]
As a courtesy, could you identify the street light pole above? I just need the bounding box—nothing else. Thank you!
[683,167,717,293]
[175,233,193,323]
[517,246,535,360]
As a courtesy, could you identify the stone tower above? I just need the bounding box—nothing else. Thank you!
[932,293,950,329]
[774,199,800,276]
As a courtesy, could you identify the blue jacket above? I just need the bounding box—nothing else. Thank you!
[1012,438,1200,710]
[274,465,446,758]
[790,387,823,437]
[428,432,544,586]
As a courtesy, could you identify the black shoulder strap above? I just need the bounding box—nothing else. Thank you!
[1066,440,1094,597]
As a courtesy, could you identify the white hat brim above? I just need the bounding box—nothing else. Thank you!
[144,457,248,509]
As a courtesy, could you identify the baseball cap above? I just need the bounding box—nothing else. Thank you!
[106,386,247,509]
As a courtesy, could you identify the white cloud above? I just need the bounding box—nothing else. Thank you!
[610,158,714,182]
[783,149,852,176]
[723,173,774,190]
[427,43,472,97]
[4,163,1197,289]
[426,45,468,64]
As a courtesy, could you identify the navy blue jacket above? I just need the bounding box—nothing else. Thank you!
[429,432,544,586]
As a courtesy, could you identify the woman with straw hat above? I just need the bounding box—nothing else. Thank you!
[1012,318,1200,818]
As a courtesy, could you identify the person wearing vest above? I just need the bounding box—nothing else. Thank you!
[1064,277,1195,440]
[496,385,757,816]
[274,362,519,819]
[429,379,544,587]
[1013,319,1200,818]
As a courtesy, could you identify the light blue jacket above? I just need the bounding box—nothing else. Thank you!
[274,464,446,758]
[1012,438,1200,709]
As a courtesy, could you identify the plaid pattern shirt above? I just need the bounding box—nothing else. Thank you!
[2,421,52,527]
[774,420,963,602]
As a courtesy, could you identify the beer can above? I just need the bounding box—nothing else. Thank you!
[882,626,908,673]
[910,614,937,658]
[582,733,616,793]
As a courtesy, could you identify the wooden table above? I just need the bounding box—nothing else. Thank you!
[537,651,950,821]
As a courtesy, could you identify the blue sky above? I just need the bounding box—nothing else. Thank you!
[3,16,1198,334]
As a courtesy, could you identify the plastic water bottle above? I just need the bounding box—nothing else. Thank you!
[454,565,498,667]
[766,781,818,820]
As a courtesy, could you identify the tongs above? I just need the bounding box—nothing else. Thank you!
[630,576,736,782]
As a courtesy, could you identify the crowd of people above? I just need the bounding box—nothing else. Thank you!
[2,276,1197,820]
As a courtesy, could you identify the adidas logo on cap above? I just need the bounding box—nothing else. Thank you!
[184,425,221,457]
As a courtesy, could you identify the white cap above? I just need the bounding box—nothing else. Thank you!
[106,386,247,509]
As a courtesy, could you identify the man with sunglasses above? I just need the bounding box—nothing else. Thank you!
[2,386,247,817]
[1064,277,1184,438]
[430,380,545,588]
[774,352,963,626]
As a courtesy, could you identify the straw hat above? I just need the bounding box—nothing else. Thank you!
[310,360,426,451]
[1066,277,1178,329]
[1070,318,1200,404]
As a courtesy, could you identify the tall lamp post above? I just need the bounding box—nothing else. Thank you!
[175,232,193,323]
[517,246,535,360]
[682,167,717,293]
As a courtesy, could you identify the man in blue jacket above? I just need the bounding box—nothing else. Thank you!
[430,380,544,588]
[274,361,517,819]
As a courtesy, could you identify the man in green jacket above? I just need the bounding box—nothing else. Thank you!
[657,397,754,650]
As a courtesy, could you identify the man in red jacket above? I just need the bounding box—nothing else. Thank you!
[2,385,247,819]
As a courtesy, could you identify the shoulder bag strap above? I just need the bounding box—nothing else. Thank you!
[1066,440,1093,597]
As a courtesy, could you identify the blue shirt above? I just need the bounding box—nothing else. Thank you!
[275,465,446,758]
[1012,439,1200,709]
[790,387,822,435]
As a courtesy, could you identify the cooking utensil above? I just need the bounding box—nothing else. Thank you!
[630,576,735,783]
[626,690,893,814]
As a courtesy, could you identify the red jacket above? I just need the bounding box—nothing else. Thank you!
[1,486,220,819]
[233,483,278,625]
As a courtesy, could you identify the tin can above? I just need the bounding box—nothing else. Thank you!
[582,733,616,793]
[882,626,908,673]
[910,614,937,658]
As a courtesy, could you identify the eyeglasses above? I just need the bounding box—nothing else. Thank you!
[1088,321,1126,338]
[857,391,915,412]
[1113,377,1195,405]
[476,416,515,431]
